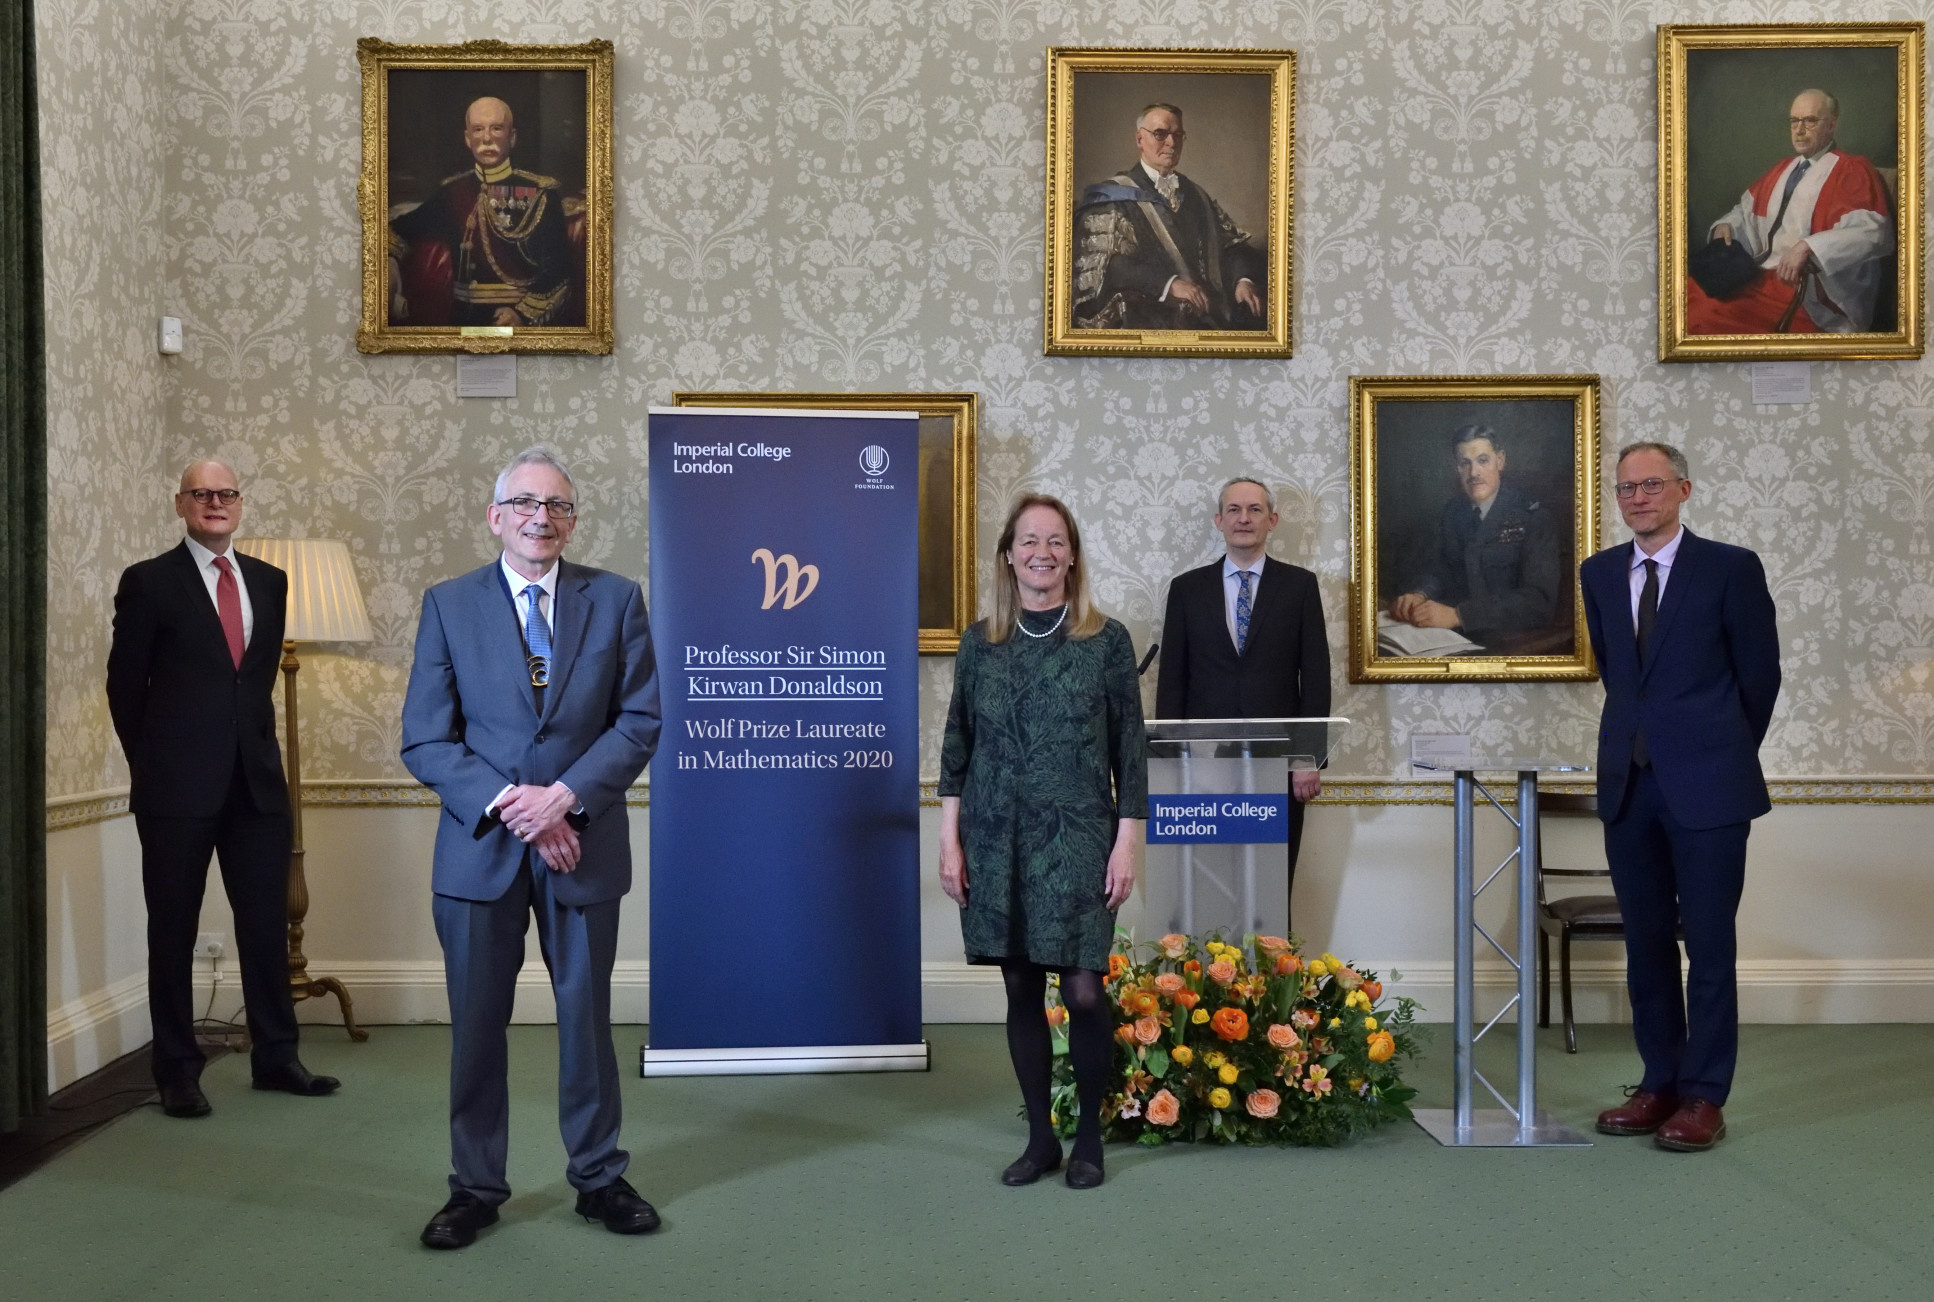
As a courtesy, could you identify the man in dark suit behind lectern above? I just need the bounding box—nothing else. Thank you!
[1156,477,1331,930]
[106,459,340,1119]
[1583,441,1780,1153]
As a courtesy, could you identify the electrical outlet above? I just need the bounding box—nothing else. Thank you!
[193,932,225,959]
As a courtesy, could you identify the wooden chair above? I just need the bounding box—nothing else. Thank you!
[1533,791,1623,1053]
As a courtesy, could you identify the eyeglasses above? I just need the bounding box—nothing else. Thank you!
[496,496,577,520]
[1140,128,1185,143]
[1789,116,1828,129]
[1613,477,1683,499]
[180,488,242,505]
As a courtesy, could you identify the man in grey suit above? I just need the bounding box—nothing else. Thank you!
[401,446,661,1249]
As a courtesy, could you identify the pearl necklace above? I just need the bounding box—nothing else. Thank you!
[1017,604,1068,638]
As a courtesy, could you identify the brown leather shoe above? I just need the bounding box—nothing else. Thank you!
[1595,1089,1678,1136]
[1655,1099,1726,1152]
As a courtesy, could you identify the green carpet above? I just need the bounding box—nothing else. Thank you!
[2,1023,1930,1301]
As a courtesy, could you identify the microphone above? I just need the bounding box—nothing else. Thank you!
[1137,642,1159,676]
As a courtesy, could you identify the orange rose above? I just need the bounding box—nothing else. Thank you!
[1109,954,1131,980]
[1210,1007,1250,1042]
[1336,965,1364,992]
[1266,1022,1300,1051]
[1045,1005,1067,1027]
[1133,1015,1162,1045]
[1361,979,1383,1003]
[1159,933,1189,959]
[1367,1030,1396,1062]
[1207,960,1237,985]
[1115,1024,1137,1046]
[1245,1088,1282,1119]
[1274,953,1302,975]
[1154,972,1185,995]
[1256,934,1290,953]
[1173,989,1200,1010]
[1145,1089,1181,1126]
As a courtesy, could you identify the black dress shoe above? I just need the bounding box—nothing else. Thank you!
[575,1176,660,1234]
[158,1080,212,1118]
[252,1060,341,1097]
[999,1150,1062,1186]
[1065,1158,1104,1190]
[421,1191,498,1250]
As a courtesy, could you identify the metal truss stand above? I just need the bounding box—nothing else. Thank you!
[1412,766,1592,1148]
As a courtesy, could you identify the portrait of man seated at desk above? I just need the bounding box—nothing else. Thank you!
[1377,414,1577,659]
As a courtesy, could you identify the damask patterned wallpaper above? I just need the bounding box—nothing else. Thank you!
[38,0,1934,800]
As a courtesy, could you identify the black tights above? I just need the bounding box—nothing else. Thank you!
[1002,961,1110,1166]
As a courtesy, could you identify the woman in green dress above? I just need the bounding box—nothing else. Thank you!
[938,494,1147,1190]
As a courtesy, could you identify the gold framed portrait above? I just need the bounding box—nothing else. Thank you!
[1044,47,1294,359]
[356,39,614,355]
[671,392,977,654]
[1349,376,1601,684]
[1658,23,1924,361]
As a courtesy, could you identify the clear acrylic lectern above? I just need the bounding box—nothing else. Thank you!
[1144,718,1349,939]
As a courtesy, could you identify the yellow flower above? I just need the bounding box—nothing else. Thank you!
[1328,1017,1342,1029]
[1345,990,1369,1011]
[1208,1087,1232,1110]
[1206,941,1224,954]
[1363,1016,1379,1032]
[1307,960,1328,978]
[1321,952,1343,971]
[1217,1063,1239,1085]
[1204,1051,1227,1069]
[1171,1045,1194,1066]
[1191,1008,1209,1025]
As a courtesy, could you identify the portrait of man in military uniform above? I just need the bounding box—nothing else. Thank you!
[1385,424,1564,653]
[357,42,612,354]
[1352,383,1596,681]
[387,94,579,329]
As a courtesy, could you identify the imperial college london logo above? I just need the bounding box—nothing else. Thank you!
[751,548,819,610]
[858,445,890,477]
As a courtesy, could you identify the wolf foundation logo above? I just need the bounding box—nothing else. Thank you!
[859,445,890,477]
[751,548,819,610]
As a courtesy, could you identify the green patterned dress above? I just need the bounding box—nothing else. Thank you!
[939,609,1149,972]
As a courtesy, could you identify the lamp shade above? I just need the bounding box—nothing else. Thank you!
[236,538,374,643]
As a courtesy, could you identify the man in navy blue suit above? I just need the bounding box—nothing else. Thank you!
[402,447,661,1247]
[1581,442,1780,1152]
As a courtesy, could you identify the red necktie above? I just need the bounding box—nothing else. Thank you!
[214,555,245,669]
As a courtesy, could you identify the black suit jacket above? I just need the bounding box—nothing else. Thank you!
[1156,557,1330,720]
[107,541,290,819]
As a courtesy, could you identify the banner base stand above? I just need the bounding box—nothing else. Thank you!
[640,1042,930,1077]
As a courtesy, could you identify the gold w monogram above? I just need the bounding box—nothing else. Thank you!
[751,548,819,610]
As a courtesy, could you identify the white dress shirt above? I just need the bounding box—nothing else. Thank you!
[183,535,254,647]
[1222,556,1265,651]
[489,555,565,817]
[1628,526,1685,629]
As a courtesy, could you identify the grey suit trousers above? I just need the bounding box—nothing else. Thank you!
[433,857,625,1203]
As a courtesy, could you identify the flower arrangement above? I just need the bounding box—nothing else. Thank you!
[1047,932,1421,1147]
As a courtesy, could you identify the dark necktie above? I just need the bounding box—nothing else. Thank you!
[1764,158,1811,244]
[1633,558,1658,767]
[1234,569,1253,653]
[213,556,244,670]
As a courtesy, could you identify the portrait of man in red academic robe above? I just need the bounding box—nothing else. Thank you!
[1686,88,1896,335]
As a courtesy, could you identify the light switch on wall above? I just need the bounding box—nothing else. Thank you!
[158,316,183,354]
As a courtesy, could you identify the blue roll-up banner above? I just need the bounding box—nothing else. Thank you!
[643,407,925,1076]
[1146,794,1290,844]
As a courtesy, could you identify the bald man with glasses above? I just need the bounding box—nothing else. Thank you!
[107,460,340,1119]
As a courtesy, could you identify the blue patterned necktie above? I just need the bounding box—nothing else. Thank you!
[523,586,551,705]
[1235,569,1254,653]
